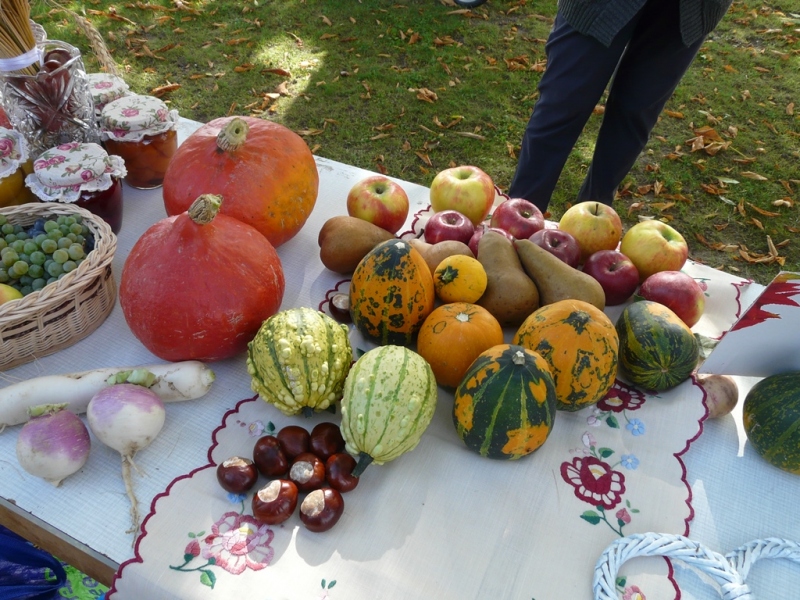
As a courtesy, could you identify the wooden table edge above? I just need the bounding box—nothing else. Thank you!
[0,496,118,587]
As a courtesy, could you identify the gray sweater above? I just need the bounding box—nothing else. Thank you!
[558,0,733,47]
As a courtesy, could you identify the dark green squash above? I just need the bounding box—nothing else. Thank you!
[453,344,557,460]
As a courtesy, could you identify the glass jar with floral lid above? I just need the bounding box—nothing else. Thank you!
[0,127,35,208]
[26,142,127,233]
[87,73,130,116]
[99,94,178,189]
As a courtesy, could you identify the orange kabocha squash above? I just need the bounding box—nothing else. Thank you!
[513,299,618,412]
[162,116,318,248]
[349,239,434,346]
[417,302,503,388]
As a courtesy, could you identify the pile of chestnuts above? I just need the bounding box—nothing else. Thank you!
[216,422,358,533]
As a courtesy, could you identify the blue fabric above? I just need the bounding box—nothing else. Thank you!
[0,525,66,600]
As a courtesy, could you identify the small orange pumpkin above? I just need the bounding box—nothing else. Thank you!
[349,239,434,346]
[513,299,618,411]
[162,116,318,248]
[416,302,504,388]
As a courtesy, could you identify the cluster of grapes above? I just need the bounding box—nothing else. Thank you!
[0,213,96,296]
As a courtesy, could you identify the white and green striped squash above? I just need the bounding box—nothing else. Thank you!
[246,307,353,416]
[340,345,438,476]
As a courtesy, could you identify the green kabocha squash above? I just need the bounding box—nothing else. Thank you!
[453,344,557,460]
[246,307,353,416]
[743,371,800,474]
[615,300,699,392]
[340,345,437,476]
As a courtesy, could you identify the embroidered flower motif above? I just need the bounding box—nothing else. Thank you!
[94,81,113,90]
[156,107,168,122]
[248,420,266,437]
[200,512,274,575]
[622,584,646,600]
[184,539,201,558]
[597,381,646,413]
[615,508,631,525]
[56,142,80,151]
[581,432,596,449]
[112,128,129,138]
[626,419,646,436]
[121,107,140,118]
[80,169,96,182]
[561,456,626,510]
[0,137,13,158]
[620,454,639,470]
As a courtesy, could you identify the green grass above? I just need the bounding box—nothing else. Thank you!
[32,0,800,284]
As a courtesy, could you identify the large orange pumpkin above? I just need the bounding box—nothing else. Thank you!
[162,116,318,248]
[417,302,504,388]
[513,299,618,411]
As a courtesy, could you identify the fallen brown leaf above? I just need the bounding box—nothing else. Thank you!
[150,82,180,97]
[414,88,438,103]
[747,203,781,217]
[415,152,432,166]
[740,171,768,181]
[664,110,684,119]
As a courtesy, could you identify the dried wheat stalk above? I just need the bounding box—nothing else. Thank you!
[69,12,119,77]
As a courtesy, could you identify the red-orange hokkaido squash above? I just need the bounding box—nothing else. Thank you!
[162,116,319,248]
[120,194,285,362]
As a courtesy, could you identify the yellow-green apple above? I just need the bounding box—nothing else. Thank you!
[582,250,640,306]
[529,228,581,267]
[558,201,623,263]
[346,175,409,234]
[490,198,545,239]
[0,283,23,305]
[620,220,688,281]
[468,224,514,256]
[424,209,475,245]
[429,165,495,226]
[638,270,705,327]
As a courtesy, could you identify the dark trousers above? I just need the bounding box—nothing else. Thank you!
[507,0,706,211]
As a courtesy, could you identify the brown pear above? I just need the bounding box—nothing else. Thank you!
[514,238,605,310]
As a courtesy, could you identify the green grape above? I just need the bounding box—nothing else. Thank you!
[23,241,38,255]
[11,239,24,252]
[69,223,83,235]
[32,278,46,291]
[0,269,7,284]
[1,223,14,235]
[0,215,6,226]
[56,216,66,225]
[19,285,32,295]
[43,220,58,233]
[46,276,57,285]
[59,224,70,235]
[47,262,63,277]
[67,233,77,243]
[67,244,85,261]
[75,234,85,245]
[0,239,6,251]
[15,231,28,240]
[52,249,69,264]
[57,237,72,249]
[34,233,47,245]
[4,233,17,244]
[62,260,77,273]
[18,253,29,263]
[12,261,28,276]
[29,251,46,265]
[28,264,44,278]
[2,250,18,267]
[47,230,61,241]
[19,274,33,286]
[40,239,58,254]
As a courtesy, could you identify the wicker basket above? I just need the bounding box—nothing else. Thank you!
[0,202,117,371]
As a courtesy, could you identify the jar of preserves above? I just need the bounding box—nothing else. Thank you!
[25,142,127,233]
[86,73,130,116]
[0,128,35,208]
[99,94,178,189]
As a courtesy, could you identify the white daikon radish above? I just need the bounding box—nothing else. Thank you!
[0,361,214,430]
[86,384,166,536]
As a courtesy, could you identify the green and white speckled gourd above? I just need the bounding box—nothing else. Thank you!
[339,345,438,476]
[246,307,353,417]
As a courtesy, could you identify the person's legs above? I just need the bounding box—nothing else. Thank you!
[507,14,635,212]
[577,0,707,204]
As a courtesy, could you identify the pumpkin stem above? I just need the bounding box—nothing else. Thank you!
[301,406,315,419]
[216,117,250,152]
[512,349,526,365]
[351,452,374,478]
[188,194,223,225]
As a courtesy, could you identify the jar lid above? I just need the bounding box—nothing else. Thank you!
[0,128,29,179]
[100,94,178,142]
[87,73,130,111]
[26,142,127,203]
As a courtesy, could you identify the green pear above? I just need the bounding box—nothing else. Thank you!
[514,238,605,310]
[0,283,23,305]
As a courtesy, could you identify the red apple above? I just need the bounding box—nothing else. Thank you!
[490,198,545,240]
[346,175,409,234]
[529,229,581,267]
[582,250,640,306]
[468,224,514,256]
[638,270,705,327]
[424,209,475,245]
[558,201,623,263]
[619,220,688,281]
[429,165,495,226]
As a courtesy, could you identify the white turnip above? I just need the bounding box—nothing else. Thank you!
[696,373,739,418]
[87,384,166,535]
[0,360,214,431]
[16,404,91,487]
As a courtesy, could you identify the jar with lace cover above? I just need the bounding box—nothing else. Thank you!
[26,142,127,233]
[0,128,35,208]
[99,94,178,189]
[86,73,130,116]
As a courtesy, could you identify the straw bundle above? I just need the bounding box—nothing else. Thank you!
[0,0,38,74]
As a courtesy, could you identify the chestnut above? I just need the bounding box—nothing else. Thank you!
[325,453,359,493]
[328,292,351,323]
[309,422,346,461]
[276,425,310,459]
[300,488,344,532]
[253,435,289,478]
[289,452,326,492]
[216,456,258,494]
[252,479,298,525]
